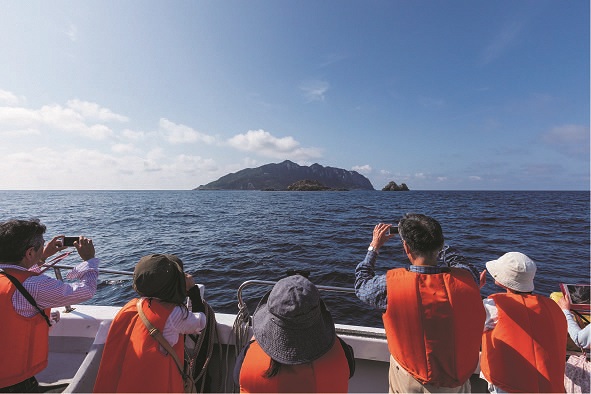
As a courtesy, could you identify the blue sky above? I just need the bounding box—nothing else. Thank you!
[0,0,588,190]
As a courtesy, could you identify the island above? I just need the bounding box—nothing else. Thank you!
[195,160,374,191]
[382,181,410,191]
[287,180,343,191]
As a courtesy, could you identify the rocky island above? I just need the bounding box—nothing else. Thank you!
[382,181,410,191]
[195,160,374,191]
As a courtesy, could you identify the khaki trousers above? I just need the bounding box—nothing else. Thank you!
[388,355,471,394]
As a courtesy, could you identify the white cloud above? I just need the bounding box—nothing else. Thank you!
[172,154,218,173]
[111,143,136,154]
[469,176,482,181]
[159,118,216,144]
[300,80,329,102]
[541,124,589,157]
[0,104,114,140]
[0,89,23,106]
[243,157,259,168]
[414,173,426,179]
[0,145,225,189]
[352,164,372,174]
[437,177,448,182]
[121,128,146,141]
[67,99,128,122]
[227,129,322,160]
[0,93,228,189]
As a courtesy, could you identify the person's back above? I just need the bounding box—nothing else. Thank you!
[239,337,350,393]
[236,274,354,393]
[94,254,206,393]
[383,267,484,388]
[355,214,485,393]
[480,252,567,393]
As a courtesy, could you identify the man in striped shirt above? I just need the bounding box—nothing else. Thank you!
[0,219,100,393]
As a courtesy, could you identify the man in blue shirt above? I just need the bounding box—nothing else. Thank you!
[354,213,483,393]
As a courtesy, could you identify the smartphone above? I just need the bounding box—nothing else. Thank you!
[389,226,398,235]
[63,236,79,247]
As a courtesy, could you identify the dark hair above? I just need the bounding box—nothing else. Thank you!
[263,358,283,378]
[398,213,444,258]
[0,219,46,263]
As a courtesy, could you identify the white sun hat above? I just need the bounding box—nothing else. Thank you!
[486,252,536,292]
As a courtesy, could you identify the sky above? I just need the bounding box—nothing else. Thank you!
[0,0,588,190]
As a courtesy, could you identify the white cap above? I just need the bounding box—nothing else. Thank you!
[486,252,536,292]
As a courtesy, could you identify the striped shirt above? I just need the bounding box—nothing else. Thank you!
[0,258,100,317]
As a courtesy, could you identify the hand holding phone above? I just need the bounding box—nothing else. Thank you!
[62,236,79,247]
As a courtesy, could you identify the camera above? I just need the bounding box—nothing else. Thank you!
[62,236,78,247]
[389,226,398,235]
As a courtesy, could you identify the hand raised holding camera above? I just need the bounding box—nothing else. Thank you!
[74,236,95,261]
[43,235,68,260]
[369,223,397,252]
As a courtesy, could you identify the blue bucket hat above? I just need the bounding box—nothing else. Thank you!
[252,275,336,365]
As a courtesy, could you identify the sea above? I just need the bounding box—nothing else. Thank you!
[0,190,589,328]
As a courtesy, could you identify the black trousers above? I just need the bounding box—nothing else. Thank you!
[0,377,39,393]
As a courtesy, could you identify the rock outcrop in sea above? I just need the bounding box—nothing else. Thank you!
[195,160,374,191]
[382,181,410,191]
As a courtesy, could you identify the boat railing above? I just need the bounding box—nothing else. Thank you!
[236,279,386,340]
[48,265,387,340]
[236,279,357,308]
[48,264,134,312]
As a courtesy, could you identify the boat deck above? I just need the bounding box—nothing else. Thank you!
[38,305,491,393]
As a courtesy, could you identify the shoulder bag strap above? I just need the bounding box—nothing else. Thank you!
[136,298,186,378]
[572,309,590,325]
[0,268,52,326]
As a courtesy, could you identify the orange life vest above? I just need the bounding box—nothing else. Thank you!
[0,268,50,388]
[239,338,350,393]
[93,298,184,393]
[480,293,567,393]
[382,267,485,387]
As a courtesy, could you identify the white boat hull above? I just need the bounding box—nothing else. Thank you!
[40,304,398,393]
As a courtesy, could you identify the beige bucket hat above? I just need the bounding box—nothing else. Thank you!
[486,252,536,292]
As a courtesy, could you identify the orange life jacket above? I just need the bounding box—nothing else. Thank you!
[239,338,350,393]
[480,293,567,393]
[0,268,50,388]
[93,298,184,393]
[382,267,485,387]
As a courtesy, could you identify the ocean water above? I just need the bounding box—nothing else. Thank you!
[0,190,589,327]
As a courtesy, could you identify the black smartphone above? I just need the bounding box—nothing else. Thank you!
[63,236,78,247]
[389,226,398,235]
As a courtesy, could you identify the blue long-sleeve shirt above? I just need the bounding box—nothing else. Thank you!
[355,245,480,311]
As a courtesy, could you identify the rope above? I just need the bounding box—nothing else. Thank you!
[185,301,223,393]
[227,300,252,393]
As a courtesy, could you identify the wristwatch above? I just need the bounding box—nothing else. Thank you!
[368,245,378,253]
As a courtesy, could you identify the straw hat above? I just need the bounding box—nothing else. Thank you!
[252,275,335,365]
[486,252,536,292]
